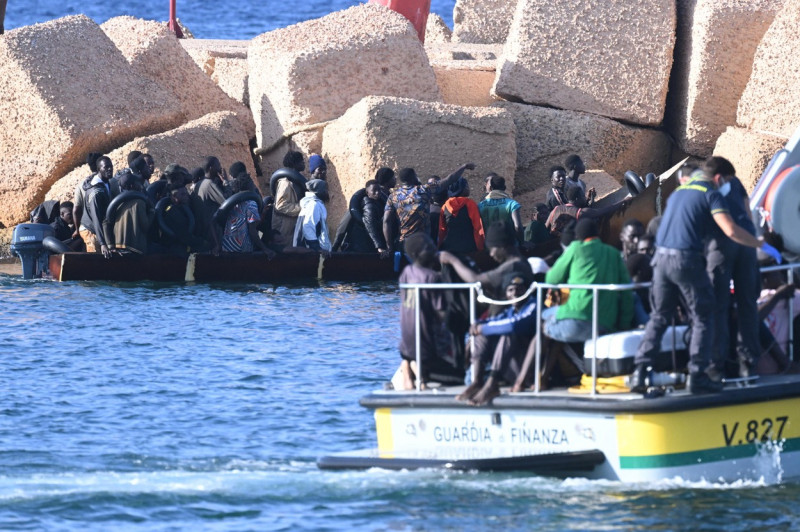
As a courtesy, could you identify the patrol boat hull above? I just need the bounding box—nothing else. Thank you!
[319,375,800,482]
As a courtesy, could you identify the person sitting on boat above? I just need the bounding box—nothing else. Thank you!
[524,203,552,247]
[218,175,274,256]
[757,265,800,375]
[545,166,568,211]
[631,156,780,394]
[193,156,229,249]
[334,179,388,253]
[439,221,533,301]
[396,232,463,390]
[478,173,522,243]
[439,176,485,255]
[156,174,209,255]
[50,201,84,251]
[564,154,596,206]
[459,270,539,405]
[79,155,115,258]
[546,186,630,234]
[513,218,634,391]
[620,219,646,260]
[383,163,476,254]
[103,170,154,256]
[271,150,307,247]
[293,179,332,254]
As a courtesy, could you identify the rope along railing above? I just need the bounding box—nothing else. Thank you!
[399,262,799,395]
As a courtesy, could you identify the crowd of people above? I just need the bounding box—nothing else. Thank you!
[392,156,798,404]
[29,149,798,402]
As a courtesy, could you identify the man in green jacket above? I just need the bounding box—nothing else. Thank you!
[513,218,633,391]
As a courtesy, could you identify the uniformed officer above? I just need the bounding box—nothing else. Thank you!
[631,157,781,394]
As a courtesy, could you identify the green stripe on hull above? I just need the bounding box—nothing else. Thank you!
[620,437,800,469]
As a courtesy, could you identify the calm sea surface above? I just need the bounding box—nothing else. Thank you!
[1,271,800,530]
[4,1,800,530]
[2,0,457,37]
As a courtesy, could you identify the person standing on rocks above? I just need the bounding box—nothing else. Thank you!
[271,150,307,246]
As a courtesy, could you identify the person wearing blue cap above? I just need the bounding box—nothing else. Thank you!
[632,156,783,394]
[308,154,327,181]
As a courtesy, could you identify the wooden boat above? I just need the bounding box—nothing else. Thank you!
[48,251,401,283]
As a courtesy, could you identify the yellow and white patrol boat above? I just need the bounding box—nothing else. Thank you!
[319,127,800,483]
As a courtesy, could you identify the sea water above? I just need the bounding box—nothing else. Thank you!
[1,273,800,530]
[2,0,457,37]
[4,2,800,529]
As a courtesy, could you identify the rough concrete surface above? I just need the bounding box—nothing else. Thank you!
[0,15,183,228]
[425,13,452,44]
[248,4,442,157]
[212,57,250,107]
[713,126,788,192]
[0,228,13,259]
[102,17,254,134]
[427,43,500,107]
[737,0,800,138]
[46,111,258,202]
[453,0,515,44]
[322,95,517,229]
[494,0,676,126]
[667,0,781,157]
[494,103,671,196]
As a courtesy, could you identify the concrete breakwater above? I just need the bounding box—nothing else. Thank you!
[1,0,798,259]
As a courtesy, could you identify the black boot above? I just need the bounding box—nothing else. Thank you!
[689,372,724,394]
[629,364,650,394]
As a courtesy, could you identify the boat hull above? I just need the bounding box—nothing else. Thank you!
[323,377,800,482]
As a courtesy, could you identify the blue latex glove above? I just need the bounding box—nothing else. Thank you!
[761,242,783,264]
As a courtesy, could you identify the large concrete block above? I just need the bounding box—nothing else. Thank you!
[322,96,517,228]
[494,0,676,126]
[0,16,184,228]
[102,17,253,134]
[248,4,442,156]
[46,111,258,202]
[181,39,250,106]
[666,0,781,157]
[737,1,800,138]
[452,0,515,44]
[425,14,452,44]
[494,103,671,196]
[428,44,500,107]
[713,126,788,193]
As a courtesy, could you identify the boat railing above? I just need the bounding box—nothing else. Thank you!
[400,261,798,395]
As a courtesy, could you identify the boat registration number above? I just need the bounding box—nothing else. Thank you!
[721,416,789,447]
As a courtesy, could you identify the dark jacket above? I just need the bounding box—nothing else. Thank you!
[82,178,111,246]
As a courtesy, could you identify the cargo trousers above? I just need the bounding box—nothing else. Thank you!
[635,248,714,375]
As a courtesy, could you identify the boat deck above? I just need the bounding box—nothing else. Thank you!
[362,374,800,414]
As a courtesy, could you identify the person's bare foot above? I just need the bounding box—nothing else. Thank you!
[456,381,481,401]
[469,380,500,406]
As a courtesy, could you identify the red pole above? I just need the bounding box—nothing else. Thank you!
[168,0,184,38]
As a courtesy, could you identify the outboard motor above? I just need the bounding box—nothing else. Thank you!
[10,223,55,279]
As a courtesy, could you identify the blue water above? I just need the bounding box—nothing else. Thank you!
[2,272,800,530]
[4,1,800,529]
[2,0,456,38]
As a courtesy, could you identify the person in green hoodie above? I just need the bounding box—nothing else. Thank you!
[478,173,523,243]
[513,218,634,390]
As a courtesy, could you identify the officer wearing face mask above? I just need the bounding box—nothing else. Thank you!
[705,166,764,379]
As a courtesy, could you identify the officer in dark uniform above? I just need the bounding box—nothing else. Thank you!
[631,157,780,394]
[706,173,761,378]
